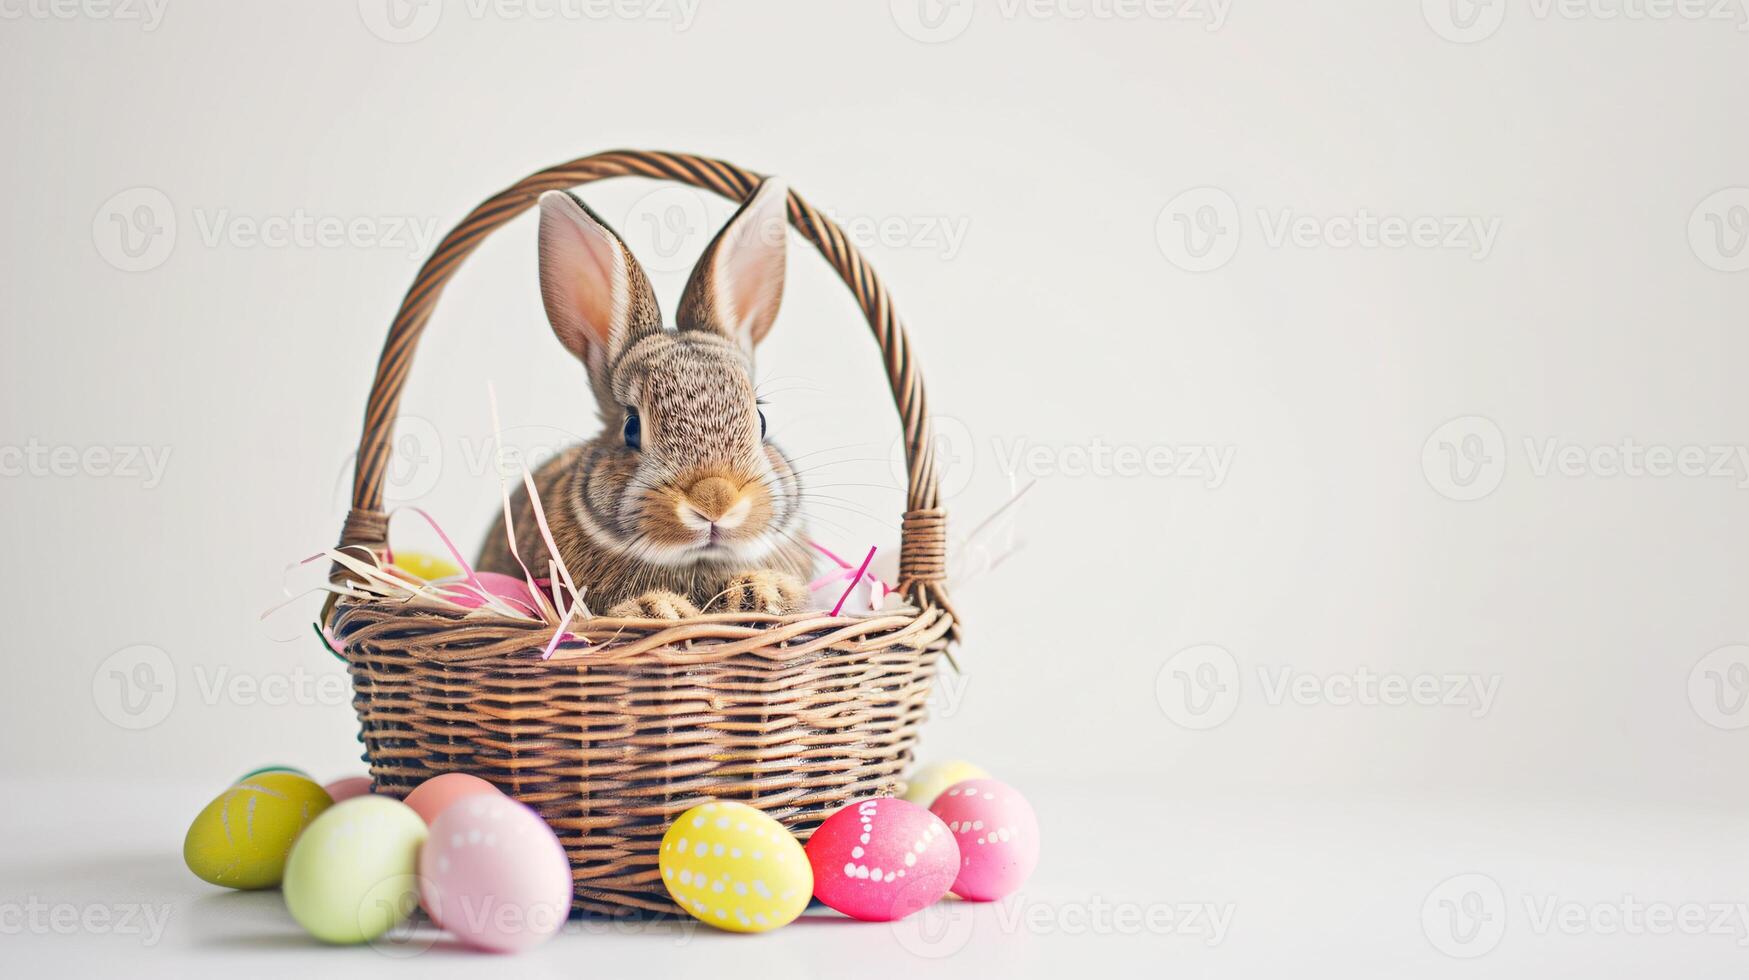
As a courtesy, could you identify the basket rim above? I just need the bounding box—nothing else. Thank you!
[330,595,953,666]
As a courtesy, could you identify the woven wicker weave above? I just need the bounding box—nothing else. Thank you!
[325,150,958,916]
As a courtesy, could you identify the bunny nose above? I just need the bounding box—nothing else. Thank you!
[679,476,750,529]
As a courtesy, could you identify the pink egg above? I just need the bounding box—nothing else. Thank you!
[928,779,1039,902]
[403,772,501,825]
[805,797,958,921]
[441,572,541,615]
[323,775,373,803]
[419,793,573,952]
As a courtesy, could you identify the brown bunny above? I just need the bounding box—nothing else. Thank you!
[477,179,814,618]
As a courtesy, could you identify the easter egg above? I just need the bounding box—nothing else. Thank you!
[929,779,1039,902]
[901,760,990,807]
[658,801,811,933]
[403,772,501,824]
[390,550,463,582]
[419,793,573,951]
[440,572,541,615]
[805,797,958,921]
[323,776,373,803]
[184,772,333,890]
[283,796,428,944]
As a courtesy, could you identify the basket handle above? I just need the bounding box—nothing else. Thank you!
[332,149,954,618]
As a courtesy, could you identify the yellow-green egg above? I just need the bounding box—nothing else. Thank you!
[658,802,811,933]
[282,796,428,945]
[901,759,990,807]
[183,772,334,890]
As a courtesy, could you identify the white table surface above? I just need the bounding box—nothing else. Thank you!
[4,776,1745,978]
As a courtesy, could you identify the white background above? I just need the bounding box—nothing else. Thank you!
[4,1,1749,975]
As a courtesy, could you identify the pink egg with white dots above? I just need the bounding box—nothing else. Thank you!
[418,793,573,952]
[805,797,958,921]
[928,779,1039,901]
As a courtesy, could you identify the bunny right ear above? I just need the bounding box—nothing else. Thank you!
[675,178,789,354]
[538,190,662,391]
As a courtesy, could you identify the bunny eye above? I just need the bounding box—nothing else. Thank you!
[758,409,767,440]
[623,411,641,451]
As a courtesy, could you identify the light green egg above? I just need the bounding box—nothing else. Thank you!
[901,759,991,807]
[282,796,428,945]
[184,772,334,890]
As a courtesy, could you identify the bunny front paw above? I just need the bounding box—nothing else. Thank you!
[718,570,808,615]
[608,590,700,620]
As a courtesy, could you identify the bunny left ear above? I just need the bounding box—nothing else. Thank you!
[676,178,789,353]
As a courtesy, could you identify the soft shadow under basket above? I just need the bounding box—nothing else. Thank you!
[325,149,960,916]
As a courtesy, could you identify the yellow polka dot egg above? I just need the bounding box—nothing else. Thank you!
[659,801,811,933]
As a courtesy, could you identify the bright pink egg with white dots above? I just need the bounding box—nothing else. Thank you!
[928,779,1039,901]
[805,797,958,921]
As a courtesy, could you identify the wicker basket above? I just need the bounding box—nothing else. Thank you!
[325,149,959,917]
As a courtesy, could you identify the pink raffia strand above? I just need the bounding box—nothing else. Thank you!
[488,382,587,658]
[267,468,590,656]
[829,546,879,617]
[514,466,589,659]
[391,505,503,609]
[808,539,893,612]
[496,477,556,618]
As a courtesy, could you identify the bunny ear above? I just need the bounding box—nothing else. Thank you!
[538,190,662,387]
[676,178,789,353]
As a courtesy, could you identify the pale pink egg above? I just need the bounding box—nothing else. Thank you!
[440,572,541,615]
[419,793,573,952]
[403,772,501,825]
[929,779,1039,902]
[805,797,958,921]
[323,775,373,803]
